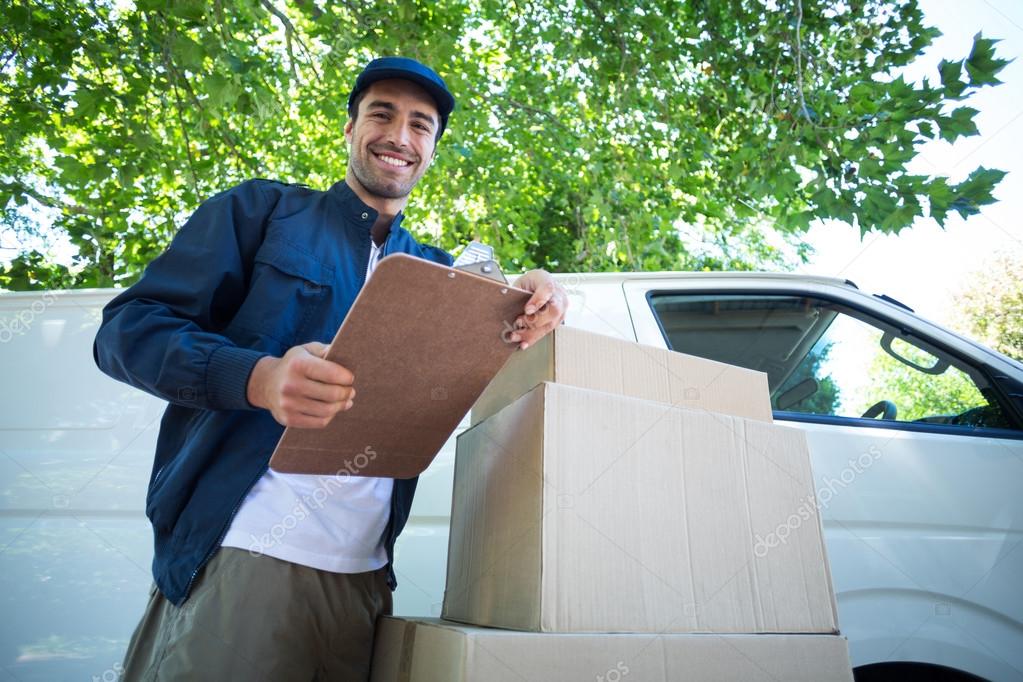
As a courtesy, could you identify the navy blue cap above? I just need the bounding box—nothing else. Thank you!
[347,57,455,137]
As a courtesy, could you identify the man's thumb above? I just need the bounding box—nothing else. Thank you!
[302,341,330,358]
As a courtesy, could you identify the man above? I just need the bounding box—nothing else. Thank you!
[94,57,567,681]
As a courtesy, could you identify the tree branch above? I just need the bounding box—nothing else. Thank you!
[165,54,260,174]
[2,181,95,216]
[213,0,232,43]
[580,0,628,77]
[469,86,577,137]
[260,0,321,81]
[793,0,814,126]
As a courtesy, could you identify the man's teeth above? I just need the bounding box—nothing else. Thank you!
[377,154,410,167]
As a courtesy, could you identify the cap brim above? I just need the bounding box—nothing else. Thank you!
[357,68,455,118]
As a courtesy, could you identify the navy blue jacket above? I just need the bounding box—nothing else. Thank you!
[93,179,453,606]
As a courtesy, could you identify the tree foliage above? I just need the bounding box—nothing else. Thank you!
[773,344,840,415]
[951,250,1023,361]
[865,348,985,422]
[0,0,1011,290]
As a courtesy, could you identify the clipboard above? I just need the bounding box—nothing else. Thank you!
[268,253,532,479]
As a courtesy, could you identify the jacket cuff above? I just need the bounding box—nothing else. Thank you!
[206,345,269,410]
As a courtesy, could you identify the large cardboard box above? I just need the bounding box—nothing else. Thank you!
[370,617,854,682]
[444,382,838,633]
[470,326,773,426]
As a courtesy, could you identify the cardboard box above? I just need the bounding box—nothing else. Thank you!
[470,326,773,426]
[371,617,854,682]
[444,382,838,633]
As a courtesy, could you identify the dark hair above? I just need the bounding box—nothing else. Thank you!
[347,89,444,143]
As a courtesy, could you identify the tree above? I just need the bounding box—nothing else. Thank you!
[0,0,1011,290]
[864,253,1023,425]
[864,349,986,422]
[951,250,1023,361]
[773,343,841,415]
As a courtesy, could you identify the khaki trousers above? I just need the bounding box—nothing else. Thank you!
[121,547,392,682]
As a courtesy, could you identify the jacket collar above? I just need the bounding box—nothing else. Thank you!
[327,180,406,236]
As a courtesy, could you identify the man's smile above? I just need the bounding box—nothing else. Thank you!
[371,147,414,169]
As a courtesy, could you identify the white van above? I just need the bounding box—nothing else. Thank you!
[1,271,1021,681]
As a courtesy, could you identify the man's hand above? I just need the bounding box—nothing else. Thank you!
[247,342,356,428]
[509,269,569,350]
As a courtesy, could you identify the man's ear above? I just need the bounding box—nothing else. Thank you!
[343,118,353,145]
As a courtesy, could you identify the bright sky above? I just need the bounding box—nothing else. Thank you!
[798,0,1023,328]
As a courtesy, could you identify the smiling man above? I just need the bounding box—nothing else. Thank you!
[94,57,567,681]
[346,79,436,203]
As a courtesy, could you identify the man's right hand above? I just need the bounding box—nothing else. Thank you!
[246,342,356,428]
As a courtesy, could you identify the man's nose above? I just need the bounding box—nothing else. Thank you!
[385,117,412,148]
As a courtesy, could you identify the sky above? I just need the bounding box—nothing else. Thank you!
[797,0,1023,328]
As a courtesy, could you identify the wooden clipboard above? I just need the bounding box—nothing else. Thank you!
[268,253,532,479]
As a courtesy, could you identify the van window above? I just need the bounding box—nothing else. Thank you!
[648,293,1018,432]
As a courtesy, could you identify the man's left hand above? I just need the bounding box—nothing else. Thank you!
[509,269,569,350]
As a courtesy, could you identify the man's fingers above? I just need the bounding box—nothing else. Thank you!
[511,296,565,339]
[278,396,356,428]
[514,320,558,349]
[524,282,555,316]
[302,355,355,386]
[283,405,349,429]
[297,380,355,404]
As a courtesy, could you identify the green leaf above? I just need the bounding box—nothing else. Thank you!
[205,74,239,109]
[937,59,967,98]
[171,33,205,71]
[168,1,207,23]
[878,197,922,234]
[964,32,1011,87]
[926,177,955,226]
[937,106,980,142]
[948,166,1007,219]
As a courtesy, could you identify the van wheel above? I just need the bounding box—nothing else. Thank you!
[855,663,988,682]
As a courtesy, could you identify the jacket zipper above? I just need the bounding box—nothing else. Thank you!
[181,463,269,602]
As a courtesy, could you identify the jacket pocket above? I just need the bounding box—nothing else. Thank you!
[227,238,334,349]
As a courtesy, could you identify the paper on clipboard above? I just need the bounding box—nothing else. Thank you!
[268,253,532,479]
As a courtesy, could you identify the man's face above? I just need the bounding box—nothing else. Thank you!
[344,79,439,200]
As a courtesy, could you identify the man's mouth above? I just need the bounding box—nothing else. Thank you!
[374,152,412,168]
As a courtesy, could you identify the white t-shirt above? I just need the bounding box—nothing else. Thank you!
[221,239,393,573]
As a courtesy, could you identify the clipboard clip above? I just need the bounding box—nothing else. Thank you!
[453,241,507,284]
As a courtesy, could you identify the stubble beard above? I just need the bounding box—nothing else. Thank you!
[349,145,422,200]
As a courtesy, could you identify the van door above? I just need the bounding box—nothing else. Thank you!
[622,279,1023,681]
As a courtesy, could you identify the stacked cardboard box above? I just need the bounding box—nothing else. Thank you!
[371,328,853,681]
